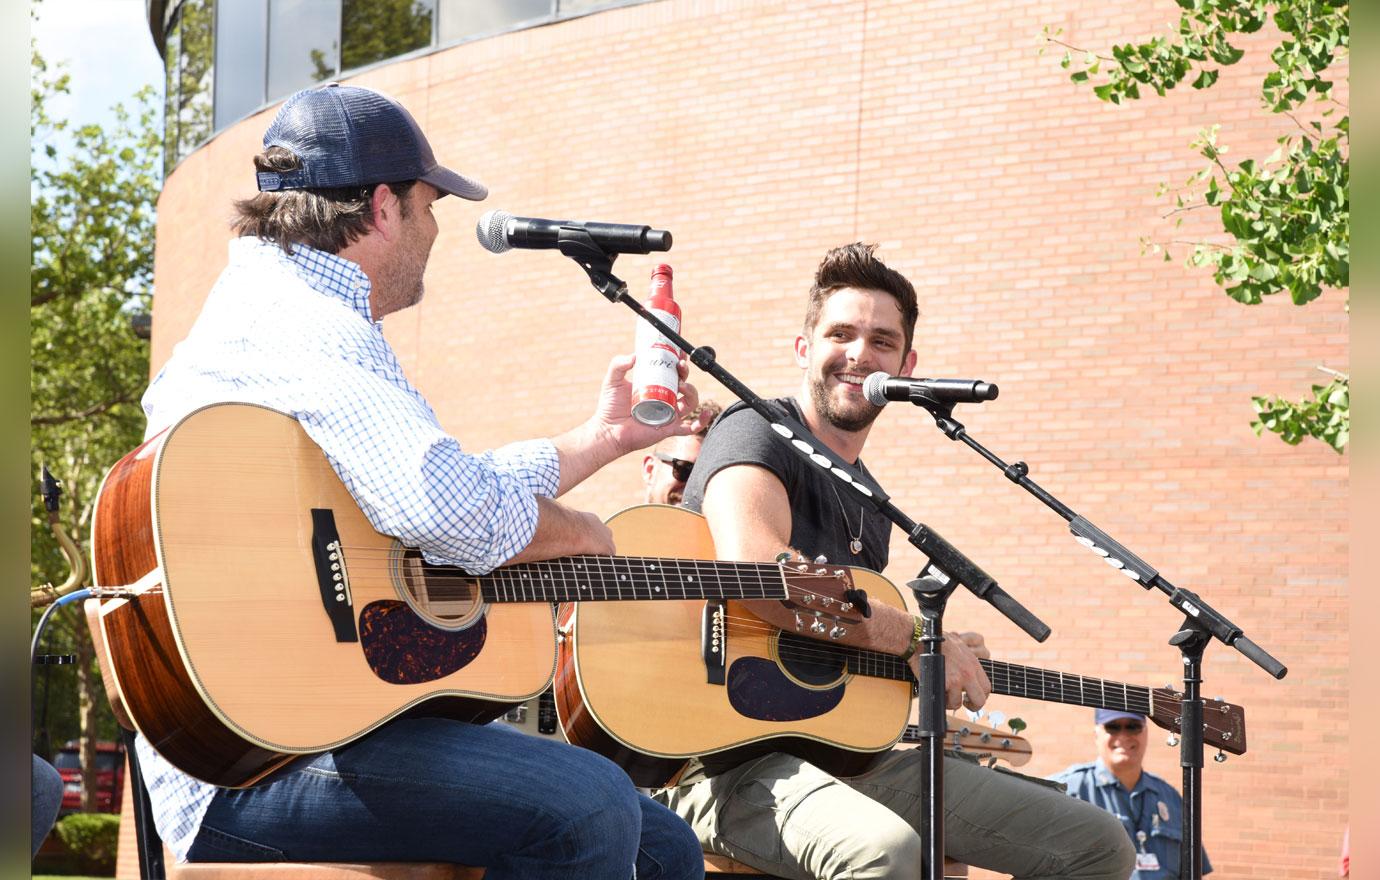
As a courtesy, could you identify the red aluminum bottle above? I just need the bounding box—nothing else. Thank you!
[631,264,681,426]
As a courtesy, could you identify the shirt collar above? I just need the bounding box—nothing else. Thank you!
[237,236,375,323]
[1093,758,1147,793]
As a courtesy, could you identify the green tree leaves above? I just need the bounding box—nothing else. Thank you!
[30,47,159,756]
[1045,1,1348,453]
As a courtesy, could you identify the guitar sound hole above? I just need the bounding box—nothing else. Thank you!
[393,547,484,629]
[776,632,847,687]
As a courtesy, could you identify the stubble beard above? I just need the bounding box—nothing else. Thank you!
[807,371,882,434]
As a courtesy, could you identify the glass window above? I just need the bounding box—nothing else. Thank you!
[175,0,216,160]
[437,0,551,46]
[557,0,621,14]
[341,0,435,73]
[268,0,341,99]
[214,0,269,129]
[163,14,182,177]
[53,751,80,771]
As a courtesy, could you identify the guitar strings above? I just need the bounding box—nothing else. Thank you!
[707,616,1225,736]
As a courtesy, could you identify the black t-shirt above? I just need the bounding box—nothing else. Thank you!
[682,397,891,572]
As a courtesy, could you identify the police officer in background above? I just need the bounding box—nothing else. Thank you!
[1051,709,1212,879]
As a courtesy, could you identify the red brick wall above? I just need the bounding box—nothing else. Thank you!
[150,1,1349,875]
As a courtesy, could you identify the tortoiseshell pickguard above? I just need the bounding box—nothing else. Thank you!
[725,657,845,722]
[358,601,487,685]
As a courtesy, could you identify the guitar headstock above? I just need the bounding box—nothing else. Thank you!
[778,561,865,626]
[900,717,1033,768]
[1149,687,1247,755]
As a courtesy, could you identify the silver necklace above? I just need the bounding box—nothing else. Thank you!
[829,484,865,556]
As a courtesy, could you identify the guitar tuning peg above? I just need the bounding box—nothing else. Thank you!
[1166,734,1180,747]
[829,625,846,640]
[986,756,998,768]
[1214,750,1228,763]
[1212,695,1224,703]
[794,612,805,631]
[1008,718,1027,734]
[987,710,1006,728]
[813,555,828,564]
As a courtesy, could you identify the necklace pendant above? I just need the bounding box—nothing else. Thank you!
[850,538,863,555]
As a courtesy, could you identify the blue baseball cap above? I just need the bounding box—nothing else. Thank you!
[256,83,487,201]
[1095,708,1147,725]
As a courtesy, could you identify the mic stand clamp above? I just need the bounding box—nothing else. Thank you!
[557,227,628,302]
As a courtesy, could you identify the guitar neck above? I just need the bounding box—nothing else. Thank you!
[842,649,1156,715]
[472,556,791,604]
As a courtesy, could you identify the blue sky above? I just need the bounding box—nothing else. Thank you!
[32,0,163,136]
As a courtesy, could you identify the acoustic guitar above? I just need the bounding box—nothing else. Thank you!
[555,505,1247,787]
[88,403,858,788]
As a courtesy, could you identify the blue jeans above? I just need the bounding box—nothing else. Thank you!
[32,754,64,858]
[187,718,703,880]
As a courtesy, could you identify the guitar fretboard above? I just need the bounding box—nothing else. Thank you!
[470,555,794,604]
[836,647,1156,715]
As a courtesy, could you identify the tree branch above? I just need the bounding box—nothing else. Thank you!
[1161,203,1212,219]
[1044,36,1114,63]
[31,393,138,426]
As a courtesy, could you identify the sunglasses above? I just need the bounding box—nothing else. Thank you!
[653,453,695,482]
[1102,721,1145,734]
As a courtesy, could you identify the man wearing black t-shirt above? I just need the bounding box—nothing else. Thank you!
[656,243,1133,880]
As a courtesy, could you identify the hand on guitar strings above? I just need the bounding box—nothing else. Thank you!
[924,630,993,711]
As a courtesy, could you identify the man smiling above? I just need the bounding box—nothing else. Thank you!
[1053,709,1213,879]
[656,243,1133,879]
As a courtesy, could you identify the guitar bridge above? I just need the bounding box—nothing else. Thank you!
[311,509,358,642]
[702,600,726,685]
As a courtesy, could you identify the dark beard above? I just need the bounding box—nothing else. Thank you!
[808,374,882,433]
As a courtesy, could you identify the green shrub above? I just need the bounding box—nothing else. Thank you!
[54,812,119,876]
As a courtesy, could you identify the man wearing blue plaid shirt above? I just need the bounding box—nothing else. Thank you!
[137,83,706,880]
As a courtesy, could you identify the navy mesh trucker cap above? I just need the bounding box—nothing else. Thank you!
[1094,708,1147,725]
[256,83,486,201]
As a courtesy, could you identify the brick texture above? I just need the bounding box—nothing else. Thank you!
[149,1,1349,876]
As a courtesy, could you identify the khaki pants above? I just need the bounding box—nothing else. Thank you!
[655,750,1135,880]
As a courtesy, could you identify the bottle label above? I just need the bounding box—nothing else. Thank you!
[632,308,681,425]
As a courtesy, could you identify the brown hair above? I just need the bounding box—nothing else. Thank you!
[231,147,416,254]
[803,243,919,354]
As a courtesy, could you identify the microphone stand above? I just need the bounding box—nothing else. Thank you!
[900,395,1287,880]
[555,232,1050,880]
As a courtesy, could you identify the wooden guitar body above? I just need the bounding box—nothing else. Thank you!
[91,403,555,787]
[556,505,913,788]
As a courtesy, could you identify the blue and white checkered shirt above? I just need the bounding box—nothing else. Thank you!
[136,237,561,860]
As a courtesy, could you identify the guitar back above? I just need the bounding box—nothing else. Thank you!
[557,505,912,787]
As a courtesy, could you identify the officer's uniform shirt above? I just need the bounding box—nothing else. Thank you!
[1051,759,1212,879]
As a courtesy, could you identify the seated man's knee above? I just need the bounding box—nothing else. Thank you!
[547,749,642,848]
[828,818,924,880]
[1075,805,1137,879]
[638,800,704,880]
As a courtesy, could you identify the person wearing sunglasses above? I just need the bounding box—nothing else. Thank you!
[1051,709,1213,879]
[642,400,722,506]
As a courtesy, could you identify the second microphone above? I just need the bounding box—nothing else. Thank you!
[863,372,999,407]
[476,210,672,255]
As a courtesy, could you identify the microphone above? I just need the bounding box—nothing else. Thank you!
[476,210,672,255]
[863,372,999,408]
